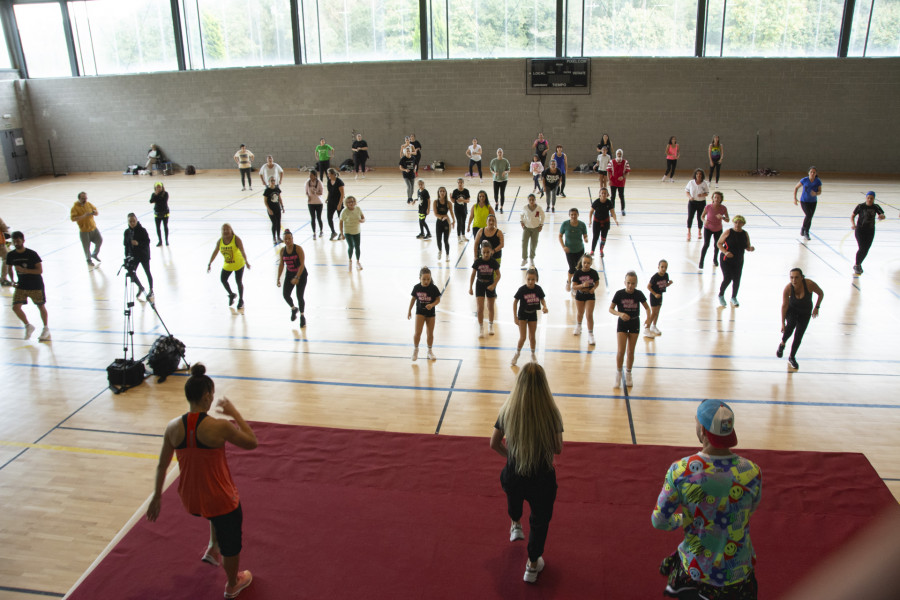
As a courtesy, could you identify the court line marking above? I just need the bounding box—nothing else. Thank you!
[0,585,63,598]
[620,370,638,445]
[629,235,644,271]
[434,359,463,434]
[734,189,779,226]
[0,440,157,460]
[57,426,164,438]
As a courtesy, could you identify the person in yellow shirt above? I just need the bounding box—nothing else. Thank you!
[70,191,102,267]
[207,223,250,310]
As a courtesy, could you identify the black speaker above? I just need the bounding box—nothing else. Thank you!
[107,358,146,392]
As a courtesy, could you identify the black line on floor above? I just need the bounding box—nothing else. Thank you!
[434,359,463,435]
[0,585,64,597]
[359,185,382,200]
[621,370,637,445]
[734,189,779,226]
[505,187,520,223]
[57,426,164,438]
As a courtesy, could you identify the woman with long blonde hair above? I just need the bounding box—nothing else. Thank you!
[490,363,563,584]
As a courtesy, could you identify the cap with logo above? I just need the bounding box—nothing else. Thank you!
[697,399,738,448]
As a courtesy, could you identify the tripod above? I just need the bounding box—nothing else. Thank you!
[109,257,145,394]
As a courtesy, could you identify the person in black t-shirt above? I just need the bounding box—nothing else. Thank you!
[325,168,345,241]
[399,148,416,204]
[408,267,442,361]
[149,182,170,247]
[645,259,674,338]
[276,229,308,327]
[124,213,154,303]
[415,180,431,240]
[572,254,600,345]
[609,271,650,388]
[850,191,886,275]
[512,268,548,366]
[8,231,50,341]
[588,187,618,257]
[451,179,471,241]
[351,133,369,180]
[263,177,285,245]
[469,241,501,338]
[409,134,422,173]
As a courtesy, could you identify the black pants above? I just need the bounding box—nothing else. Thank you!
[418,217,431,237]
[128,257,153,293]
[468,159,482,178]
[454,204,468,236]
[709,159,721,183]
[327,202,342,235]
[493,180,508,208]
[687,201,705,229]
[664,159,677,178]
[435,219,450,252]
[591,220,610,253]
[354,156,367,173]
[800,202,817,236]
[240,168,252,188]
[283,269,308,312]
[154,216,169,244]
[308,204,323,235]
[611,186,625,212]
[268,209,282,241]
[782,309,811,359]
[719,258,743,298]
[501,466,557,563]
[855,227,875,266]
[700,228,722,267]
[559,172,567,195]
[566,250,583,274]
[317,160,330,181]
[220,267,244,299]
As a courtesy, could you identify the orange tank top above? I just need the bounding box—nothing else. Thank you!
[174,412,240,518]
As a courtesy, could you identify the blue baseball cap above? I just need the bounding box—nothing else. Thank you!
[866,191,876,198]
[697,399,738,448]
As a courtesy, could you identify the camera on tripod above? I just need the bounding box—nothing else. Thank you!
[123,255,138,271]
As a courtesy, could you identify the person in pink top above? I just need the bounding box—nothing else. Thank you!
[607,149,631,215]
[305,170,325,238]
[662,137,680,182]
[698,191,730,269]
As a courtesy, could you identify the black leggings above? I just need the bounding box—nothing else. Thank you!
[240,168,251,187]
[454,204,468,236]
[687,201,705,229]
[282,269,308,312]
[782,309,811,359]
[501,465,557,563]
[267,208,282,241]
[418,217,431,236]
[566,250,583,274]
[700,228,722,267]
[493,180,508,208]
[591,220,610,253]
[354,156,367,173]
[719,258,743,298]
[855,227,875,266]
[128,257,153,292]
[435,218,450,253]
[221,267,244,299]
[327,202,341,235]
[468,159,482,178]
[317,160,330,181]
[308,204,323,235]
[559,172,567,194]
[800,202,817,236]
[611,186,625,212]
[664,159,677,178]
[154,216,169,244]
[709,159,721,183]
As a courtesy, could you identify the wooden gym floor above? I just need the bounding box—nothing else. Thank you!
[0,168,898,598]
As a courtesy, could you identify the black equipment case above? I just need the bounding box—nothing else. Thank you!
[107,358,146,391]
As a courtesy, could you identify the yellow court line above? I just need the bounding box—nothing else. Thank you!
[0,439,159,460]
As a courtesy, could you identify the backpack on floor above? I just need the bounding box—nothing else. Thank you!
[146,335,187,382]
[185,165,196,175]
[339,158,354,171]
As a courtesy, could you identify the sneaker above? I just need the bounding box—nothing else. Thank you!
[697,231,702,240]
[241,187,246,191]
[330,232,337,241]
[91,253,101,263]
[499,207,503,214]
[713,261,719,267]
[643,327,655,338]
[237,299,244,310]
[411,347,418,361]
[357,262,363,271]
[0,279,12,286]
[600,249,604,258]
[488,322,495,335]
[511,351,520,366]
[853,265,862,275]
[559,192,567,198]
[614,371,621,388]
[445,254,450,262]
[670,178,675,183]
[717,295,726,307]
[787,357,799,370]
[587,332,595,345]
[776,343,785,358]
[136,287,144,300]
[524,557,545,583]
[530,352,537,363]
[339,234,345,241]
[156,241,163,247]
[24,323,35,340]
[730,297,740,307]
[87,260,95,267]
[521,258,527,267]
[319,231,325,239]
[510,522,525,542]
[621,210,626,215]
[804,234,811,242]
[147,292,155,304]
[698,262,704,269]
[228,293,237,307]
[201,547,221,566]
[625,370,633,387]
[416,234,425,239]
[427,349,436,360]
[651,325,661,335]
[224,570,253,599]
[300,314,306,328]
[661,175,668,182]
[425,234,432,240]
[437,251,442,260]
[686,232,691,241]
[291,307,299,321]
[573,324,581,335]
[565,281,571,292]
[551,207,555,213]
[478,323,484,338]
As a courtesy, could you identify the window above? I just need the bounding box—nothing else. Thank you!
[849,0,900,57]
[706,0,844,57]
[443,0,556,59]
[572,0,697,57]
[181,0,294,69]
[14,2,72,77]
[68,0,178,76]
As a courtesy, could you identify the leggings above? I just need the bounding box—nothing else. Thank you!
[345,233,361,259]
[591,220,610,253]
[308,204,323,234]
[283,270,308,312]
[493,180,508,208]
[79,229,103,261]
[611,186,625,212]
[855,227,875,266]
[435,219,450,253]
[418,216,431,237]
[267,209,282,241]
[565,250,584,274]
[468,159,482,178]
[354,156,367,173]
[501,465,557,563]
[327,202,341,235]
[709,159,721,183]
[128,257,153,292]
[404,177,415,201]
[718,258,743,298]
[154,215,169,244]
[665,159,677,178]
[800,202,817,236]
[221,267,244,299]
[454,204,468,236]
[545,187,557,209]
[532,174,542,192]
[700,228,722,266]
[782,309,811,359]
[240,168,252,187]
[559,173,566,194]
[317,160,329,181]
[687,201,706,229]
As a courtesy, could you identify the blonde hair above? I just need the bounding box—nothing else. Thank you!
[733,215,746,225]
[497,363,563,476]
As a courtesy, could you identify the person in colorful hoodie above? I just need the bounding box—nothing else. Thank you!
[652,399,762,600]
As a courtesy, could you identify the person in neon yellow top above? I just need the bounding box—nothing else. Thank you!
[466,190,495,243]
[207,223,251,310]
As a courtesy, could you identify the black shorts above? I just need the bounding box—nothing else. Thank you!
[206,503,243,557]
[574,292,596,303]
[617,319,640,333]
[416,308,436,319]
[475,281,497,298]
[660,552,758,599]
[650,294,663,307]
[517,310,537,322]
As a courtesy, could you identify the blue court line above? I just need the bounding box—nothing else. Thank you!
[0,586,63,598]
[629,235,644,271]
[505,187,519,223]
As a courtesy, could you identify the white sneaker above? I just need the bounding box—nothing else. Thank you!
[24,323,35,340]
[643,327,656,338]
[521,258,527,267]
[614,371,621,388]
[669,178,674,183]
[565,281,571,292]
[573,324,581,335]
[530,352,537,363]
[661,175,667,182]
[411,347,418,361]
[437,251,442,260]
[478,323,485,338]
[625,370,633,387]
[488,322,495,335]
[511,351,520,366]
[587,332,595,345]
[651,325,661,335]
[427,349,436,360]
[510,522,525,542]
[445,254,450,262]
[38,327,51,341]
[524,557,545,583]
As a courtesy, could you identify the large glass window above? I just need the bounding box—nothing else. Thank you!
[300,0,419,63]
[443,0,556,58]
[181,0,294,69]
[571,0,696,57]
[68,0,178,76]
[706,0,844,57]
[849,0,900,57]
[14,2,72,77]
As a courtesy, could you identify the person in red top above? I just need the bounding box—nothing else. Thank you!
[147,363,258,599]
[607,149,631,215]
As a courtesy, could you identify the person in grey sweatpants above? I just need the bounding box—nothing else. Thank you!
[519,194,545,268]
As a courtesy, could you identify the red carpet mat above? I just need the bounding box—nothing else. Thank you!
[67,423,896,599]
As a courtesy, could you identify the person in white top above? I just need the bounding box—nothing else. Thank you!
[596,146,611,189]
[520,194,545,267]
[466,138,483,181]
[530,155,544,196]
[304,170,325,238]
[259,156,284,187]
[684,169,710,241]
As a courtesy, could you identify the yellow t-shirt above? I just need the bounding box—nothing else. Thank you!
[71,201,98,232]
[219,237,245,271]
[472,204,491,228]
